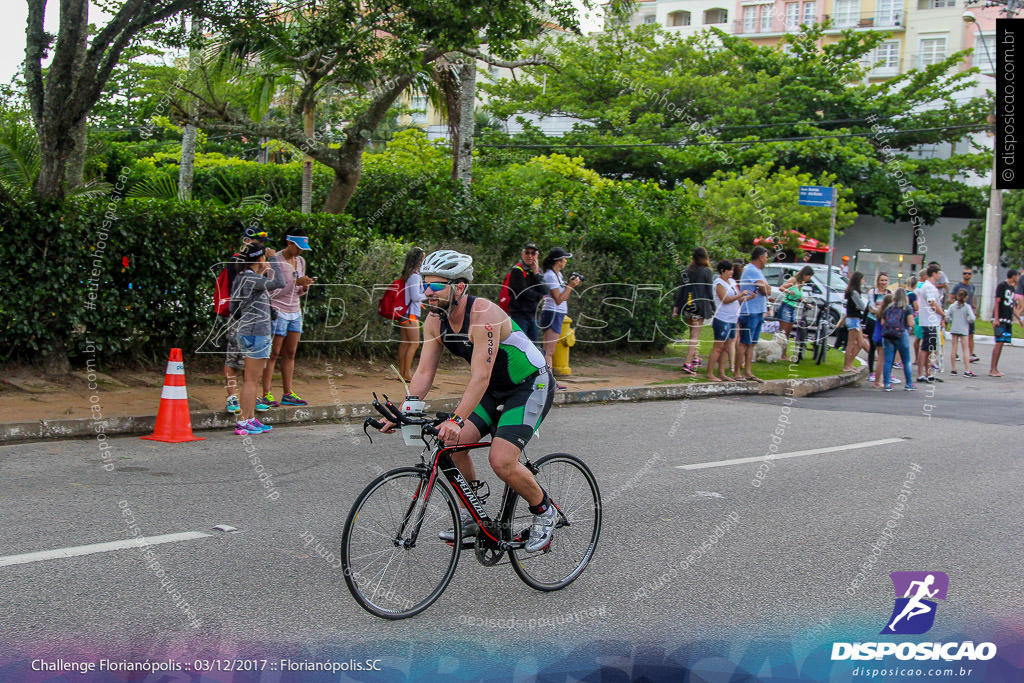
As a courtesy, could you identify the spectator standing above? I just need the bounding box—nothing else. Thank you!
[730,258,745,376]
[945,289,976,376]
[540,247,582,376]
[398,247,426,382]
[261,230,314,407]
[843,271,871,373]
[673,247,714,375]
[916,264,945,384]
[991,269,1023,377]
[865,272,890,386]
[505,242,546,344]
[879,288,917,391]
[776,265,814,362]
[737,246,771,383]
[840,256,850,278]
[230,243,285,435]
[223,230,270,416]
[950,269,979,363]
[707,260,754,382]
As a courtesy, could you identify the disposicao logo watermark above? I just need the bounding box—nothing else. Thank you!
[831,571,997,663]
[882,571,948,635]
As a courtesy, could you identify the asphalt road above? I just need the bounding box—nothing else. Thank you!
[1,346,1022,680]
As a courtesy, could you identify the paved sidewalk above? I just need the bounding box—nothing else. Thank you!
[0,354,866,443]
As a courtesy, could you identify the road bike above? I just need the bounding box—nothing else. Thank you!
[793,294,831,365]
[340,393,602,619]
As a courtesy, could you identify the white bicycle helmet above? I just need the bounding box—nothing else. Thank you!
[420,249,474,282]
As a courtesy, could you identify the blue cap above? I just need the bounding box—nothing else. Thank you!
[286,235,311,250]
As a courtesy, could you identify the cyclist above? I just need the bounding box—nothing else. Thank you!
[378,250,557,553]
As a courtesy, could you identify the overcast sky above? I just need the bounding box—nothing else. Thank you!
[0,1,603,84]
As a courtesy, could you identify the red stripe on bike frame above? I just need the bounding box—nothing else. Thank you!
[436,441,501,543]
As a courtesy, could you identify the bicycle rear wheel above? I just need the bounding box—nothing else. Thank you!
[510,453,601,591]
[341,467,460,619]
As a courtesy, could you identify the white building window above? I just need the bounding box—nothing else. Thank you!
[833,0,860,28]
[704,8,728,23]
[802,1,817,24]
[743,5,758,32]
[785,2,801,30]
[668,10,691,26]
[975,33,996,73]
[870,40,901,74]
[875,0,902,25]
[927,0,956,7]
[643,14,658,24]
[919,37,947,67]
[760,6,774,31]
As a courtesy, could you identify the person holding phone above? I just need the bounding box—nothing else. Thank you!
[261,229,315,407]
[540,247,581,381]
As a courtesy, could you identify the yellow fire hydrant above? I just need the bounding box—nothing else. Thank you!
[552,315,576,376]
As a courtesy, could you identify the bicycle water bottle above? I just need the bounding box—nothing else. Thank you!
[401,396,426,446]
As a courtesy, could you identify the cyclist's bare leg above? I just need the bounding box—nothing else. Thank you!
[489,437,543,506]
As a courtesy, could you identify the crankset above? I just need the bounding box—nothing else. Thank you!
[474,528,505,566]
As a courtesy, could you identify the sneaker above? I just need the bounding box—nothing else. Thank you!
[905,384,918,391]
[928,375,943,383]
[891,377,902,384]
[226,395,241,414]
[950,369,957,375]
[954,354,960,361]
[438,511,478,543]
[235,421,261,435]
[885,385,893,392]
[681,363,696,375]
[255,401,271,413]
[918,376,930,384]
[524,503,558,553]
[260,393,280,408]
[248,418,272,432]
[969,354,980,363]
[869,373,876,382]
[964,371,976,377]
[893,361,903,369]
[280,392,308,406]
[556,384,568,391]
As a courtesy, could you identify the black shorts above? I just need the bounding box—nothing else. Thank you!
[468,369,555,451]
[920,326,938,353]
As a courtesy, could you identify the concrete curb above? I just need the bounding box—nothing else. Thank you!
[0,366,868,444]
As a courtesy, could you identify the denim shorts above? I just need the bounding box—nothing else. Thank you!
[539,309,566,332]
[776,303,797,324]
[738,312,764,346]
[271,312,303,336]
[845,317,862,331]
[238,334,272,360]
[712,317,737,341]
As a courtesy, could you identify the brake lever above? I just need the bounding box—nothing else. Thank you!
[362,416,384,443]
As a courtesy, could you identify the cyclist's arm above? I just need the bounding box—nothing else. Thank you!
[452,306,499,423]
[408,314,443,399]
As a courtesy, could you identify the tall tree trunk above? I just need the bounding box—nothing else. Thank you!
[301,101,315,213]
[322,160,362,214]
[64,0,88,190]
[455,59,476,188]
[178,16,201,201]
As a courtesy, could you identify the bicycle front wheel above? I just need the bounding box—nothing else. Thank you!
[510,453,601,591]
[341,467,460,619]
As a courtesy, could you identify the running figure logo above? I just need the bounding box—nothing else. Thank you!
[881,571,949,635]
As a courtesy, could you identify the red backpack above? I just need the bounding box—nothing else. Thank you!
[214,267,232,317]
[498,262,524,312]
[377,277,409,320]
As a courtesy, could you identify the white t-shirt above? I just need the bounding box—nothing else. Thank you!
[713,277,740,323]
[918,281,942,327]
[542,270,568,313]
[405,272,425,317]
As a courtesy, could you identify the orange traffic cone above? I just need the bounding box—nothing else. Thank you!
[140,348,205,443]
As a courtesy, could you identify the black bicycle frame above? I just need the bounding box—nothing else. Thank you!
[400,439,533,549]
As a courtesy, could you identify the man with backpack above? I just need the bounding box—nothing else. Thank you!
[499,242,545,344]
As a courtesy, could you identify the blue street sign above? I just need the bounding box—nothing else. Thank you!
[798,185,834,207]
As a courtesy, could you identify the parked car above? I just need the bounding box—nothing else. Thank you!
[763,262,847,327]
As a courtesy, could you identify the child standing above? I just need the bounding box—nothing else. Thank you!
[230,242,285,435]
[945,289,976,377]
